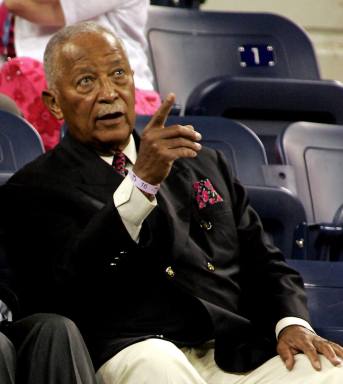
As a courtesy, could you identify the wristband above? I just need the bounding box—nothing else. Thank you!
[128,169,160,195]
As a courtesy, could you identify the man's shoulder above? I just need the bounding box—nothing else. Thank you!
[181,145,232,174]
[183,145,218,164]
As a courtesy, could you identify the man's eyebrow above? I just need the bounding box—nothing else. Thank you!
[107,56,126,65]
[71,65,96,74]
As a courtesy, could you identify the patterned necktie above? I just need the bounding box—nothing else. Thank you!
[113,152,127,177]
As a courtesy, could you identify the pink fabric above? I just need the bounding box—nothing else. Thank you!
[193,178,223,209]
[135,88,161,115]
[0,57,161,151]
[0,57,63,150]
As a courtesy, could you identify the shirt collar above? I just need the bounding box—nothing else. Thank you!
[99,134,137,166]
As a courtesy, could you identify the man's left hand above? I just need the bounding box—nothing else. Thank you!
[277,325,343,371]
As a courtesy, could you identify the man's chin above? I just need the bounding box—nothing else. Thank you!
[92,131,131,153]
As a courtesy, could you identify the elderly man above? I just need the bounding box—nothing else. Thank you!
[0,21,342,384]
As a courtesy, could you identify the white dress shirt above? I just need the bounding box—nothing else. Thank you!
[100,134,156,242]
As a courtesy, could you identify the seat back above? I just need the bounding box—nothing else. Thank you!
[277,121,343,223]
[185,77,343,163]
[0,111,44,184]
[246,185,306,259]
[288,259,343,345]
[135,115,268,186]
[146,6,320,108]
[0,94,21,116]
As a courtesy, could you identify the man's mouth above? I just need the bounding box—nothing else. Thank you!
[96,111,124,121]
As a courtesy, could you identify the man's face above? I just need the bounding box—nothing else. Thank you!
[47,31,135,153]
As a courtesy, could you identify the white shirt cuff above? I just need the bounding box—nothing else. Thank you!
[113,175,156,242]
[275,317,316,339]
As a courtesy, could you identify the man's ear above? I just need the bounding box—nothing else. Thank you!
[42,89,64,120]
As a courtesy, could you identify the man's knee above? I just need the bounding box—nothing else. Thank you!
[97,339,203,384]
[0,331,15,358]
[23,313,78,337]
[129,339,188,370]
[0,331,16,383]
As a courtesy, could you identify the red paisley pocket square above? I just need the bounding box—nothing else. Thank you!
[192,178,223,209]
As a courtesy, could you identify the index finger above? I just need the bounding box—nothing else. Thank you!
[146,93,176,129]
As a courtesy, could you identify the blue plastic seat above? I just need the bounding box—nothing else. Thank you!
[288,259,343,345]
[0,111,44,184]
[135,115,268,186]
[146,6,320,109]
[246,185,306,259]
[185,76,343,163]
[277,121,343,224]
[0,94,21,116]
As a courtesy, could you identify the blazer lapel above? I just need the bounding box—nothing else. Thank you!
[60,133,124,204]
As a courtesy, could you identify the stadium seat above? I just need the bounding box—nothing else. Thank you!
[246,185,306,259]
[146,6,320,110]
[136,114,297,194]
[288,259,343,345]
[0,111,44,184]
[185,76,343,163]
[135,115,269,186]
[276,121,343,224]
[0,94,21,116]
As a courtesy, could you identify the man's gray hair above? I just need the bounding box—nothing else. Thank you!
[43,21,119,87]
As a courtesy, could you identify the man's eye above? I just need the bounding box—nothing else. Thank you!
[78,77,93,86]
[113,69,125,78]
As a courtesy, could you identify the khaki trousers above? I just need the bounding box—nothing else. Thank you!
[96,338,343,384]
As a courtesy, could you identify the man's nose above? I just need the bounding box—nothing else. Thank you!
[98,78,118,102]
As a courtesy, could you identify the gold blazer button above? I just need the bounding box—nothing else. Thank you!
[200,220,213,231]
[207,262,215,272]
[165,266,175,278]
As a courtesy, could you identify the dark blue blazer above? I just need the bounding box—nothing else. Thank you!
[0,131,309,372]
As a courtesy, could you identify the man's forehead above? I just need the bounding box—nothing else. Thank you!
[59,31,123,59]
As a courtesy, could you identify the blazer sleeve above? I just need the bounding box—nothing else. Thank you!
[216,150,310,330]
